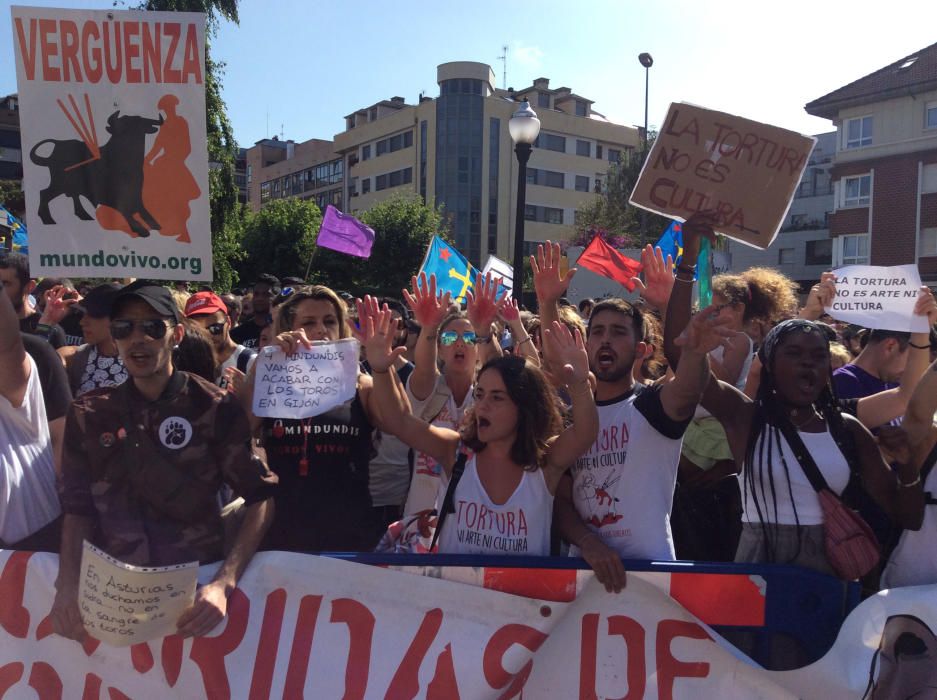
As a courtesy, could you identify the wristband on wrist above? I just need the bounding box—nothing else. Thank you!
[676,264,697,275]
[674,275,694,284]
[476,334,492,344]
[517,336,533,348]
[908,342,930,350]
[371,367,390,375]
[897,474,922,488]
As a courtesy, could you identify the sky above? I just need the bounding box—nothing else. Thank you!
[2,0,936,147]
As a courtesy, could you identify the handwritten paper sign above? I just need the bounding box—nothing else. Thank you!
[79,541,197,647]
[825,264,928,333]
[252,338,360,419]
[630,103,816,249]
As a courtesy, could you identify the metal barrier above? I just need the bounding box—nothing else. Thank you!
[334,553,861,671]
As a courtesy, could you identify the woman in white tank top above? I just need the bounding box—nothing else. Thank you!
[363,307,599,557]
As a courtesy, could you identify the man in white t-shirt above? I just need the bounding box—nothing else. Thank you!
[0,289,61,551]
[532,241,726,592]
[184,291,256,387]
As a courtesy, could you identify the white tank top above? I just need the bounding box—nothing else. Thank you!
[742,428,851,526]
[881,463,937,589]
[438,455,552,556]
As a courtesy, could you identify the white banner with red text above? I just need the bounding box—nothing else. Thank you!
[1,550,935,698]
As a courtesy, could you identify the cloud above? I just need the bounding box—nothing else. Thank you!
[511,42,544,70]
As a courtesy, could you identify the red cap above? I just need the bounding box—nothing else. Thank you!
[184,291,228,318]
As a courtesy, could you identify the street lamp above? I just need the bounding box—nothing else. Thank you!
[638,52,653,149]
[509,99,541,302]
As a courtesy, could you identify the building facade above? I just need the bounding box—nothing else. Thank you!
[248,61,640,266]
[805,41,937,283]
[0,94,23,181]
[725,132,836,291]
[246,136,344,215]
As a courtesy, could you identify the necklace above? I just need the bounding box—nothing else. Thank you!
[788,408,819,429]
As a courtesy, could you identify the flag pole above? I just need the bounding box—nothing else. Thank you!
[303,243,318,282]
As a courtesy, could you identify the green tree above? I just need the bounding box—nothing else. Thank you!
[573,136,671,246]
[141,0,243,290]
[308,194,447,295]
[238,198,321,285]
[0,180,24,216]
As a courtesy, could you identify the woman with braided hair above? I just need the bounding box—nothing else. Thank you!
[702,319,924,575]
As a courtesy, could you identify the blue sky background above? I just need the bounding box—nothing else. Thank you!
[3,0,936,146]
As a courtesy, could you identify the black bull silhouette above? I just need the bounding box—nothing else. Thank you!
[30,110,164,238]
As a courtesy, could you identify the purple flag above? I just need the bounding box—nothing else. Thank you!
[316,205,375,258]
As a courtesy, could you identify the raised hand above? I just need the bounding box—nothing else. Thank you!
[800,271,837,320]
[351,295,382,343]
[466,272,506,334]
[361,305,407,373]
[679,212,717,268]
[403,272,451,330]
[542,321,589,385]
[498,297,521,324]
[531,240,576,304]
[40,285,78,325]
[631,244,674,311]
[674,304,735,356]
[914,286,937,326]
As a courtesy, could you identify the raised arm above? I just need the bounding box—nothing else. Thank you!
[403,272,451,401]
[630,244,675,317]
[0,287,29,407]
[466,272,506,364]
[660,304,733,422]
[542,322,598,488]
[797,272,836,320]
[531,241,575,366]
[902,357,937,455]
[363,306,460,472]
[499,299,540,367]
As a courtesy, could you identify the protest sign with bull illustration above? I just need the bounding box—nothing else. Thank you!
[12,6,211,280]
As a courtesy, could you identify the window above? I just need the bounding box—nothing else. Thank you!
[375,174,387,191]
[575,175,590,192]
[805,239,833,266]
[545,207,563,224]
[608,148,621,163]
[790,213,806,228]
[576,139,591,157]
[778,248,795,265]
[544,171,564,188]
[926,102,937,130]
[596,145,603,159]
[840,233,869,265]
[538,92,550,108]
[920,227,937,256]
[246,164,252,184]
[260,182,271,203]
[843,116,873,149]
[842,174,871,207]
[362,178,370,194]
[369,107,377,121]
[536,133,566,153]
[575,100,588,117]
[524,204,536,221]
[389,134,402,151]
[377,140,388,156]
[523,205,564,224]
[362,144,371,161]
[404,131,413,148]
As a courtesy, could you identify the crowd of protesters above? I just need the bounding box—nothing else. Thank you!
[2,211,936,644]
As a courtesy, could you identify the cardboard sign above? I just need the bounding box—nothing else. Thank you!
[825,264,929,333]
[78,541,196,647]
[630,103,816,249]
[12,6,212,280]
[252,338,360,418]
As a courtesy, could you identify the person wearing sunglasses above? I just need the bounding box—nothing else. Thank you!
[231,273,280,349]
[184,291,257,388]
[62,283,128,398]
[400,272,505,517]
[53,281,278,642]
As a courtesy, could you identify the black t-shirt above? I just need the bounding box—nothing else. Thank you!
[261,392,379,552]
[20,312,67,349]
[59,309,85,346]
[230,318,267,349]
[21,332,73,420]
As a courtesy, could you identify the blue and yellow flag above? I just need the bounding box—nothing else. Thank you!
[417,236,483,304]
[653,220,712,304]
[654,220,684,267]
[0,204,28,253]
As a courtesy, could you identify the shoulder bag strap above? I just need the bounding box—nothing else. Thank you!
[430,449,468,551]
[776,419,831,494]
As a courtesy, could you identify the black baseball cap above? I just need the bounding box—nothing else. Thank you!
[110,281,181,322]
[79,283,122,318]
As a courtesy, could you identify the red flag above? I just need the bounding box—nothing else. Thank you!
[575,236,643,291]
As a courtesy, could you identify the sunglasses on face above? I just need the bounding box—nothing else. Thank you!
[440,330,477,346]
[110,318,173,340]
[206,322,226,336]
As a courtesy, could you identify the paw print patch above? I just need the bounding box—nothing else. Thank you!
[158,416,193,449]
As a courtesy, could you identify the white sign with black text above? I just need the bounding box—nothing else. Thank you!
[825,264,929,333]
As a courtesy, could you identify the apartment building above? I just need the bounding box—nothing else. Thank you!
[245,136,344,214]
[805,41,937,282]
[0,94,22,181]
[725,132,836,290]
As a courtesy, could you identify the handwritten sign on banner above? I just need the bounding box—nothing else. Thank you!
[630,103,816,249]
[824,264,929,333]
[252,338,360,419]
[78,541,197,647]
